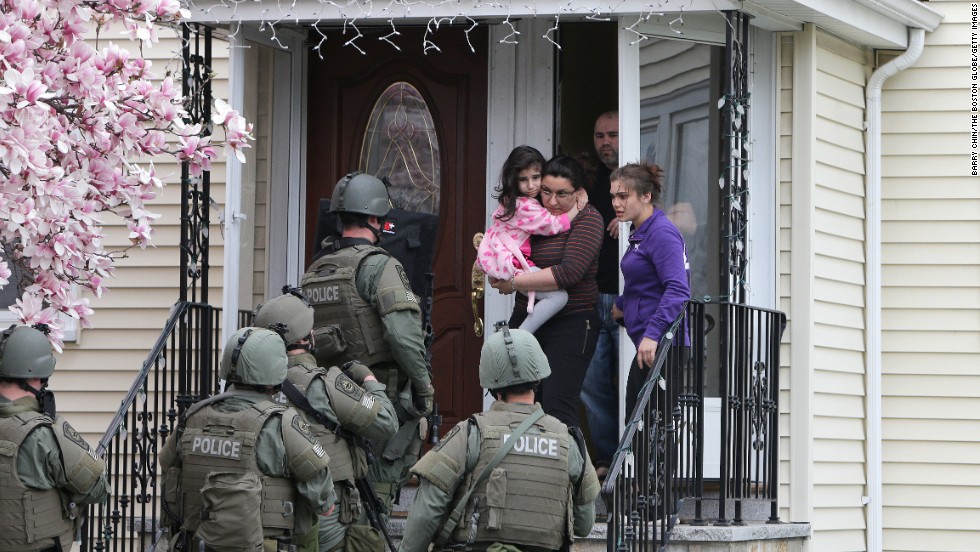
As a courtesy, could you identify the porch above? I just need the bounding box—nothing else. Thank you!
[79,297,804,551]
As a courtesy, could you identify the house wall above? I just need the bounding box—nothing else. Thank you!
[58,29,231,447]
[811,29,872,551]
[783,24,872,549]
[777,31,794,524]
[879,1,980,550]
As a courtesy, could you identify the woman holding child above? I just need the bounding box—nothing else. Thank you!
[489,151,603,427]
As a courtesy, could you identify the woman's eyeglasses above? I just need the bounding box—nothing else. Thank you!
[540,187,575,200]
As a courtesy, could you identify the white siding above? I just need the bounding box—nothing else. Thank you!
[776,32,794,523]
[880,1,980,551]
[56,29,231,446]
[811,29,871,551]
[782,25,872,550]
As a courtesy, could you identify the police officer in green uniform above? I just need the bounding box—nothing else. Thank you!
[0,324,110,552]
[399,328,600,552]
[159,327,336,552]
[254,291,399,551]
[302,172,435,516]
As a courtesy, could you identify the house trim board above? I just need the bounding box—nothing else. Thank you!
[222,25,246,345]
[185,0,940,49]
[747,27,778,310]
[617,17,642,429]
[789,22,816,523]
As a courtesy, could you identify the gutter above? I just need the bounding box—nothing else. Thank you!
[863,26,925,552]
[855,0,944,31]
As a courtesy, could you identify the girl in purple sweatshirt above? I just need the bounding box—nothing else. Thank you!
[610,162,690,416]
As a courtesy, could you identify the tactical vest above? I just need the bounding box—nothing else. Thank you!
[0,411,75,552]
[302,245,393,369]
[281,357,359,483]
[450,410,572,550]
[176,398,297,543]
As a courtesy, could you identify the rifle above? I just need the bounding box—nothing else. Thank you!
[279,380,396,550]
[356,454,398,552]
[421,272,441,445]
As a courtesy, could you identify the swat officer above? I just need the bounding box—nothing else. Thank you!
[301,172,435,516]
[399,328,600,552]
[0,324,109,552]
[159,327,336,552]
[254,291,399,551]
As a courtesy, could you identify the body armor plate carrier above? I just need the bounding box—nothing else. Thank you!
[278,358,365,483]
[450,410,573,550]
[176,398,298,546]
[302,245,393,369]
[0,411,76,552]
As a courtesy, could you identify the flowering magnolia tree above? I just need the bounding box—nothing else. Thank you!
[0,0,252,349]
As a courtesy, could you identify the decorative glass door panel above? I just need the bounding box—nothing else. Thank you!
[360,82,441,215]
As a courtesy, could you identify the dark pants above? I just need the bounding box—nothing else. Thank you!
[510,310,600,427]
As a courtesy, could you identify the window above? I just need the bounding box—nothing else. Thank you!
[359,82,441,214]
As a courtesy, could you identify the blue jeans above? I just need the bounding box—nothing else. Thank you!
[580,293,619,465]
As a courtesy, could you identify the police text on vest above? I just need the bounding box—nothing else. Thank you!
[306,284,341,303]
[502,434,559,457]
[191,436,242,459]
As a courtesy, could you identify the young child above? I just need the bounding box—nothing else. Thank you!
[477,145,579,333]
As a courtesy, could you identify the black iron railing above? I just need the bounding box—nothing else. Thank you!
[82,301,228,552]
[601,299,786,551]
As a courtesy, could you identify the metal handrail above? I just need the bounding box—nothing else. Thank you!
[601,298,786,551]
[601,310,687,551]
[94,301,194,457]
[82,300,225,551]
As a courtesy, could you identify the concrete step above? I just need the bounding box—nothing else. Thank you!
[676,496,773,523]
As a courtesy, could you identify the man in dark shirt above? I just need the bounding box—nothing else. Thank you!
[581,111,620,476]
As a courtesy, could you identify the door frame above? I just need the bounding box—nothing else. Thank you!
[222,24,308,342]
[482,18,558,407]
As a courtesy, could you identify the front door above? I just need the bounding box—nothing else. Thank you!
[306,26,489,432]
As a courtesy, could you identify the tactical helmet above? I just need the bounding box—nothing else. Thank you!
[253,292,314,345]
[219,327,288,387]
[479,327,551,390]
[0,325,56,379]
[329,172,391,217]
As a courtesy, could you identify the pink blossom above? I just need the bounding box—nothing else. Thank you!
[0,0,252,347]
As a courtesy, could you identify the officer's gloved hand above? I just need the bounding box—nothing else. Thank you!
[412,382,435,418]
[342,361,374,385]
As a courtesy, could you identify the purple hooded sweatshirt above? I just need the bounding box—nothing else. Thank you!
[615,209,690,347]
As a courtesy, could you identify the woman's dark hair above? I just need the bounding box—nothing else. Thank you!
[494,145,546,222]
[542,154,588,191]
[610,162,665,206]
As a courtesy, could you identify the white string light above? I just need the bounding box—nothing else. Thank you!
[380,18,403,50]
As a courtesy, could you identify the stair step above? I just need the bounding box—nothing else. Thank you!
[676,497,773,523]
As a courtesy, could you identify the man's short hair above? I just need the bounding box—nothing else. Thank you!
[489,380,539,400]
[339,211,371,229]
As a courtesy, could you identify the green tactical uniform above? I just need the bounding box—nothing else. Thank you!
[303,240,432,513]
[160,391,336,551]
[276,352,398,551]
[400,401,599,552]
[0,395,110,552]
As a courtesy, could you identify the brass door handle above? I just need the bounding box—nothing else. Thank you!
[471,232,485,337]
[471,263,485,337]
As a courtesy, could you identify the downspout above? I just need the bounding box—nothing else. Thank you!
[864,27,924,552]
